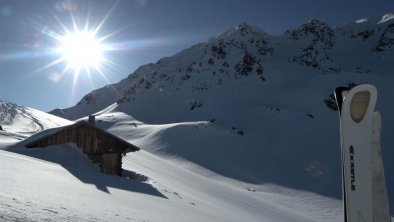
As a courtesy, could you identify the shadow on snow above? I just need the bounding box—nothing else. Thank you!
[5,143,166,199]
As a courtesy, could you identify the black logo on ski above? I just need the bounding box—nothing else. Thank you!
[349,146,355,191]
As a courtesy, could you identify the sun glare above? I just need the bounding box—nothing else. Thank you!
[59,31,104,70]
[16,1,131,104]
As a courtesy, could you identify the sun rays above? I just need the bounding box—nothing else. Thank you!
[0,0,176,107]
[15,1,123,102]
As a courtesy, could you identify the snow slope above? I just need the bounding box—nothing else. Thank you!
[0,141,342,222]
[0,100,72,146]
[0,102,344,221]
[50,14,394,213]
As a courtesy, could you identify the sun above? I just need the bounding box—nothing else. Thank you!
[21,1,136,82]
[18,1,130,104]
[59,31,105,71]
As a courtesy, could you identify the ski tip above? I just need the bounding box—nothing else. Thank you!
[352,84,377,95]
[334,84,377,115]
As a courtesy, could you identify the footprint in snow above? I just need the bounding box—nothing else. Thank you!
[42,208,58,214]
[173,192,182,199]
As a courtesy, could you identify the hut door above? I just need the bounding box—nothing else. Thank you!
[101,153,120,175]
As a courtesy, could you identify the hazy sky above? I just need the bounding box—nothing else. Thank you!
[0,0,393,111]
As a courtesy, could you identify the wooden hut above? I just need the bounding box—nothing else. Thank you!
[25,116,139,176]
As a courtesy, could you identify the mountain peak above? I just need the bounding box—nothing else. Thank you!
[291,18,333,38]
[235,22,255,32]
[235,22,269,36]
[306,18,328,26]
[285,18,335,51]
[218,22,269,40]
[378,13,394,24]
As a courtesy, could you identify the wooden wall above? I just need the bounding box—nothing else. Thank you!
[25,123,136,176]
[102,154,120,175]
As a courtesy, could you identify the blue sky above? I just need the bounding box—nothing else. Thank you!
[0,0,393,111]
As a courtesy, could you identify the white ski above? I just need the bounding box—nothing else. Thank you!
[371,112,391,222]
[335,84,377,222]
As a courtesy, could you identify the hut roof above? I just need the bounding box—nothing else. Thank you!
[24,120,140,152]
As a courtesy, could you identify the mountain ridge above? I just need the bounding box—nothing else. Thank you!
[50,14,394,119]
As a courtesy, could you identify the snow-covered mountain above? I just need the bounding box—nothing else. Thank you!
[50,13,394,210]
[0,100,72,146]
[52,14,394,119]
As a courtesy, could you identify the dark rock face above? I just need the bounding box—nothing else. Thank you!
[351,30,374,41]
[375,23,394,51]
[78,92,98,105]
[289,19,336,69]
[289,19,336,49]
